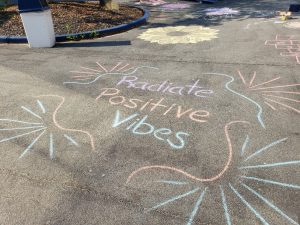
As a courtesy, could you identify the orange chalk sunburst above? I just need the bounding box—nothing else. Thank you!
[237,70,300,114]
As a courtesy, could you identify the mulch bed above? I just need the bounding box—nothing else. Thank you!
[0,2,144,36]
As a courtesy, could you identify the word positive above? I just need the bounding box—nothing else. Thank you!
[96,88,210,124]
[112,110,189,149]
[116,76,214,98]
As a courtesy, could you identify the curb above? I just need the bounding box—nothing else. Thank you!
[0,6,149,44]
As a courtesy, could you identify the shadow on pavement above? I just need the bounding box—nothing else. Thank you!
[55,40,131,48]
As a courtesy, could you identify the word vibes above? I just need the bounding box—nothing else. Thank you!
[112,110,189,150]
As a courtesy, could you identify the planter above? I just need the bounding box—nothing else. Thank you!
[0,6,149,44]
[18,0,55,47]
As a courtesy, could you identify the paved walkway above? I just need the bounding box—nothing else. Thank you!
[0,0,299,224]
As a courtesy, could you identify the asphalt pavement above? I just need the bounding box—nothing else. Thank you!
[0,0,299,224]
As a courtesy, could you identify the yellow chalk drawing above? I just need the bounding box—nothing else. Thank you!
[138,26,218,44]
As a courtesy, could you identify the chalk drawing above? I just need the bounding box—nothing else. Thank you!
[204,8,239,16]
[265,35,300,65]
[244,137,287,161]
[127,121,250,183]
[185,9,276,22]
[135,0,166,6]
[240,135,249,156]
[156,180,189,185]
[138,26,219,44]
[126,134,300,225]
[21,106,42,119]
[0,96,95,159]
[187,188,207,225]
[229,184,270,225]
[237,71,300,114]
[240,160,300,169]
[183,12,201,20]
[241,183,299,225]
[18,130,47,159]
[284,22,300,29]
[37,95,95,151]
[64,62,158,85]
[64,134,79,146]
[145,187,200,213]
[203,72,265,128]
[241,176,300,189]
[185,8,240,21]
[161,3,191,11]
[49,133,55,159]
[220,186,231,225]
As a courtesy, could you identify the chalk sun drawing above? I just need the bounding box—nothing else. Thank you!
[203,72,266,129]
[0,95,95,159]
[64,62,158,85]
[127,128,300,225]
[237,70,300,114]
[138,26,218,44]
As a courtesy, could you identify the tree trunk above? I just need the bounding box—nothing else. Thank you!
[99,0,119,11]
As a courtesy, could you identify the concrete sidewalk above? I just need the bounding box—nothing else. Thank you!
[0,0,299,224]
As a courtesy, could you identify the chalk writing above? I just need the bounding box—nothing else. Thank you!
[63,62,298,225]
[112,110,189,149]
[116,76,214,98]
[237,71,300,114]
[96,88,210,124]
[0,96,95,159]
[265,35,300,65]
[65,63,213,151]
[204,8,239,16]
[127,133,300,225]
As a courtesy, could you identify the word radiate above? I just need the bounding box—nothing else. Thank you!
[116,76,214,98]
